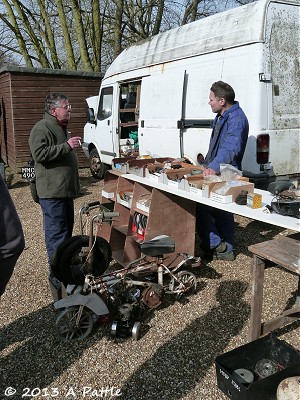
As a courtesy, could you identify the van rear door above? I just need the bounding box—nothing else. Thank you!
[266,1,300,176]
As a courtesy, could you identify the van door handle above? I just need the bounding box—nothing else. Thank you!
[107,120,110,126]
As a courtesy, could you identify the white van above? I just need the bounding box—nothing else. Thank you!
[83,0,300,186]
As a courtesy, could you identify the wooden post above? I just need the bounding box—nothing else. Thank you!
[248,255,265,341]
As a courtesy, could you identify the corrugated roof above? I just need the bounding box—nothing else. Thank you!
[104,0,292,78]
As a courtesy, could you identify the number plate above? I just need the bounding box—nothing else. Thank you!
[21,166,35,180]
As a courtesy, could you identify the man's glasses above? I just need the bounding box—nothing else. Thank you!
[57,104,72,110]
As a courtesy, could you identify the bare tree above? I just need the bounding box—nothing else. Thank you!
[0,0,256,71]
[0,0,34,66]
[114,0,124,57]
[0,48,16,68]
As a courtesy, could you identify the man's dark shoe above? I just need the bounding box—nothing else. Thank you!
[213,241,227,253]
[200,241,235,261]
[213,250,235,261]
[212,241,235,261]
[200,241,227,261]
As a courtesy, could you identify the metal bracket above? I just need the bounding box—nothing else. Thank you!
[177,119,213,129]
[259,73,272,82]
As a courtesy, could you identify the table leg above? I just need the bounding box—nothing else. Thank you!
[248,255,265,341]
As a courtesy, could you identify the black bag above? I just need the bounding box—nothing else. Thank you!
[28,159,39,204]
[29,181,39,204]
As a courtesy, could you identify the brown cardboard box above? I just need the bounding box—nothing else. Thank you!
[112,156,137,173]
[128,157,175,177]
[202,180,224,197]
[127,158,156,176]
[164,168,191,190]
[165,168,194,180]
[165,165,203,181]
[186,176,204,188]
[210,181,254,203]
[145,163,167,182]
[186,176,205,195]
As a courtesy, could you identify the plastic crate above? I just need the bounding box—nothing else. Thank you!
[215,334,300,400]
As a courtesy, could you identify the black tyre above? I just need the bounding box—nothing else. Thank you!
[29,181,39,203]
[50,235,83,284]
[57,235,112,285]
[89,148,108,179]
[56,306,93,342]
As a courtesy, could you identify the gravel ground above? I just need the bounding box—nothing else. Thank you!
[1,170,299,400]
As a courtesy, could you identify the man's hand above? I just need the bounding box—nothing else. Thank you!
[67,136,82,149]
[202,167,217,176]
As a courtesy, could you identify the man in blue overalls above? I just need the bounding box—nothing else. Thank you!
[196,81,249,261]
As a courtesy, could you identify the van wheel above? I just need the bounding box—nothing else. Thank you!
[89,148,108,179]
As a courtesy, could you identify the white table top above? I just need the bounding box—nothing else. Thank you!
[125,174,300,232]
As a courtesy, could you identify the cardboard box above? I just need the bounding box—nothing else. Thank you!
[145,163,168,183]
[165,167,192,179]
[215,334,300,400]
[128,157,175,177]
[136,202,150,213]
[146,160,200,184]
[135,193,151,213]
[210,193,233,203]
[202,180,224,198]
[164,169,191,190]
[119,138,135,154]
[167,178,190,190]
[186,176,205,196]
[112,156,137,173]
[147,171,167,183]
[127,158,156,177]
[117,191,133,208]
[101,183,117,199]
[210,181,254,203]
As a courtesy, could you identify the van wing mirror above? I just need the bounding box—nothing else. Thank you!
[87,108,96,124]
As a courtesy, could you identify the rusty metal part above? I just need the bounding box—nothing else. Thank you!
[277,376,300,400]
[254,358,279,379]
[118,303,133,321]
[141,284,164,309]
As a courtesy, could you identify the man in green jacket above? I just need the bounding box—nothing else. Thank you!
[29,93,81,301]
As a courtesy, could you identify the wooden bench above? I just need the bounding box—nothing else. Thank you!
[248,236,300,341]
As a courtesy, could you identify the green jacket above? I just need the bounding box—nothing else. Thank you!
[29,112,80,199]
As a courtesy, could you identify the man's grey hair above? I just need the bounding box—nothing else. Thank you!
[45,93,68,113]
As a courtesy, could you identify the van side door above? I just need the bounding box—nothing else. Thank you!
[138,71,185,158]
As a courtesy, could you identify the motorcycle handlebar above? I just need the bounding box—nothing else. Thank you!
[87,201,101,207]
